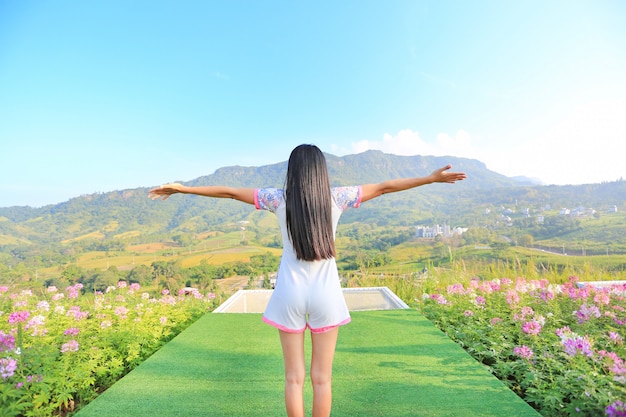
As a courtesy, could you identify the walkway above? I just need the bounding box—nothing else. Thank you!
[76,310,540,417]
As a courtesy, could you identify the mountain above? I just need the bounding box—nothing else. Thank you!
[511,175,543,186]
[0,151,623,248]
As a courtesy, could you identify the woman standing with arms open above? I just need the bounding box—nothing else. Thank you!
[149,144,466,417]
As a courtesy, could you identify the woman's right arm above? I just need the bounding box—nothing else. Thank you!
[360,165,466,203]
[148,183,255,205]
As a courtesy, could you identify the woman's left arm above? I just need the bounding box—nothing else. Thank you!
[360,165,466,203]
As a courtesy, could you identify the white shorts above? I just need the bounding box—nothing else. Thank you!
[262,257,351,333]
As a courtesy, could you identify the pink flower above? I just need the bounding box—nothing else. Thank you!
[46,286,58,293]
[522,321,542,335]
[26,374,43,383]
[0,357,17,379]
[129,283,141,291]
[477,282,494,294]
[575,304,601,324]
[36,301,50,312]
[60,340,79,353]
[67,306,89,321]
[606,400,626,417]
[0,286,9,294]
[114,306,128,319]
[8,310,30,324]
[609,331,623,344]
[0,331,15,353]
[598,350,626,376]
[430,294,448,305]
[447,283,465,295]
[66,284,81,299]
[161,289,170,295]
[513,345,534,360]
[25,315,47,336]
[64,327,80,336]
[51,293,65,301]
[491,317,503,326]
[506,290,519,305]
[207,292,216,299]
[556,326,572,338]
[160,316,167,325]
[562,335,593,357]
[117,281,128,289]
[160,295,177,306]
[463,310,474,317]
[594,291,611,306]
[539,290,554,302]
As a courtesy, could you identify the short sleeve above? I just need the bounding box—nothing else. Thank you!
[331,186,362,211]
[255,188,284,212]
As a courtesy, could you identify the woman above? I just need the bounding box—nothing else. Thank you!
[149,144,466,417]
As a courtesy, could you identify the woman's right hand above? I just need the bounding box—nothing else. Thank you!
[148,183,185,201]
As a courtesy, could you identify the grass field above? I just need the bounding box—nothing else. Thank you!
[76,310,540,417]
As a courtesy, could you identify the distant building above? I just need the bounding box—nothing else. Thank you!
[416,224,466,238]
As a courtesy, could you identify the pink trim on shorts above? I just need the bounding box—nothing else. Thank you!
[262,316,307,333]
[309,317,352,334]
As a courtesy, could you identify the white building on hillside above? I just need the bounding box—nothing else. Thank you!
[416,224,466,238]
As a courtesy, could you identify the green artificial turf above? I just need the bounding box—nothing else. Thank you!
[76,310,540,417]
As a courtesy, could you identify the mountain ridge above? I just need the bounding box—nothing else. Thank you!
[0,151,624,248]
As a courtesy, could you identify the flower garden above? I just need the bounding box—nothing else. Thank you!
[0,282,219,417]
[417,276,626,417]
[2,274,626,417]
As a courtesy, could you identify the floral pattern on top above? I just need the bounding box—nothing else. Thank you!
[255,188,284,213]
[331,186,362,210]
[255,186,361,212]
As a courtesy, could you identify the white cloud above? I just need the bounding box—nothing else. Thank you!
[340,97,626,185]
[490,96,626,184]
[348,129,484,163]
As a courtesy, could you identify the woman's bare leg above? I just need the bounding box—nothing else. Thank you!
[310,327,339,417]
[279,330,306,417]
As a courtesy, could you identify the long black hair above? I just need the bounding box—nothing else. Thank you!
[284,144,336,261]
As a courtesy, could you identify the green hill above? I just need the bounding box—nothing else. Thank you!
[1,150,625,283]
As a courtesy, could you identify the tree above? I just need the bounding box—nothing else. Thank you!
[519,234,534,247]
[126,264,153,286]
[62,264,86,284]
[172,234,193,248]
[80,267,120,293]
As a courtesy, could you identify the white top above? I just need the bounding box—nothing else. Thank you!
[254,186,362,333]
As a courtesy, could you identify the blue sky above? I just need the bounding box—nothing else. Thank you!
[1,0,625,207]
